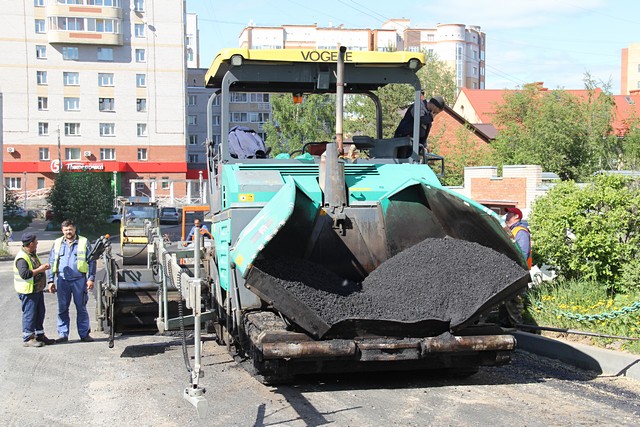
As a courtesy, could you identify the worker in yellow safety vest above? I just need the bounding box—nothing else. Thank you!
[505,207,532,269]
[14,232,55,347]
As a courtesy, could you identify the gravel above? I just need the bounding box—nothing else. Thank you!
[254,237,528,335]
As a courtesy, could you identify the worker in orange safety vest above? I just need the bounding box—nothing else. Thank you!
[505,207,532,269]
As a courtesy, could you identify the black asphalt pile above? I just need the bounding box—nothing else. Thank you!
[254,237,527,331]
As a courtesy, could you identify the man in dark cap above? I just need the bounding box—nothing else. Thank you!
[394,92,445,149]
[14,232,54,347]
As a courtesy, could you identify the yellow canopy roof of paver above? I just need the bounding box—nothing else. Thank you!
[204,48,426,92]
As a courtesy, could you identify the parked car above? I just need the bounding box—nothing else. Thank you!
[109,211,122,223]
[159,207,180,225]
[3,207,28,217]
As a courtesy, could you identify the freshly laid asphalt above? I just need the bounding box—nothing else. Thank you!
[4,219,639,381]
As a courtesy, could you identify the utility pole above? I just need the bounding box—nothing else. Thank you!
[57,125,62,173]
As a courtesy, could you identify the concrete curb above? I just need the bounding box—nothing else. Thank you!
[512,331,640,380]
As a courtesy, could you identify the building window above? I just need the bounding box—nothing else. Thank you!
[88,18,116,33]
[34,0,44,6]
[472,66,478,76]
[35,19,45,34]
[136,98,147,112]
[189,135,198,145]
[37,177,45,190]
[62,47,79,60]
[213,134,220,144]
[189,154,198,163]
[161,177,169,189]
[64,97,80,111]
[64,123,81,136]
[188,95,197,105]
[55,17,85,31]
[136,73,146,87]
[137,123,147,137]
[38,122,49,136]
[5,177,21,190]
[134,0,145,12]
[231,112,248,122]
[39,147,50,161]
[99,98,115,112]
[137,148,148,160]
[99,123,115,136]
[213,115,220,126]
[135,49,146,62]
[249,93,270,103]
[97,47,113,61]
[98,73,113,86]
[38,96,48,111]
[65,147,81,160]
[100,148,116,160]
[231,93,247,103]
[134,23,145,37]
[36,71,47,85]
[63,72,79,86]
[212,96,220,106]
[36,45,47,59]
[249,112,270,123]
[188,115,197,125]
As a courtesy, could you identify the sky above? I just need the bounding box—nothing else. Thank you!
[186,0,640,94]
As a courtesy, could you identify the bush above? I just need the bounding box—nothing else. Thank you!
[529,174,640,293]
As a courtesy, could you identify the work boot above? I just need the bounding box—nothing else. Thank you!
[23,337,44,348]
[80,334,94,342]
[36,334,56,345]
[55,336,69,343]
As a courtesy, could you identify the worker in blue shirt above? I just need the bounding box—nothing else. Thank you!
[47,219,97,343]
[183,218,212,247]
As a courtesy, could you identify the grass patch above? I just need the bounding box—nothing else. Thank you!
[525,278,640,354]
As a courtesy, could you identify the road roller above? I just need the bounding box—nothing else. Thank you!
[119,197,159,265]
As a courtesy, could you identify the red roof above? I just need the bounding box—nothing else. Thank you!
[458,88,514,123]
[456,85,640,138]
[612,93,640,136]
[459,85,604,125]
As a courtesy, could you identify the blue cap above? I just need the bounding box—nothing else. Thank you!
[21,233,37,245]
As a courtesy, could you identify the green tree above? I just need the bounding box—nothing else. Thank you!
[263,94,335,155]
[529,174,640,293]
[47,172,114,231]
[417,50,457,104]
[343,50,457,140]
[3,189,20,213]
[617,109,640,171]
[492,84,596,180]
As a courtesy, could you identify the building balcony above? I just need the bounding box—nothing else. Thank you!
[46,3,123,20]
[48,30,123,45]
[46,2,123,45]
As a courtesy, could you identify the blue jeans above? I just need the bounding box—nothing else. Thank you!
[56,277,90,338]
[19,292,45,341]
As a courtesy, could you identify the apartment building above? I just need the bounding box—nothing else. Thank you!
[1,0,187,198]
[186,67,215,176]
[621,43,640,95]
[238,19,485,91]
